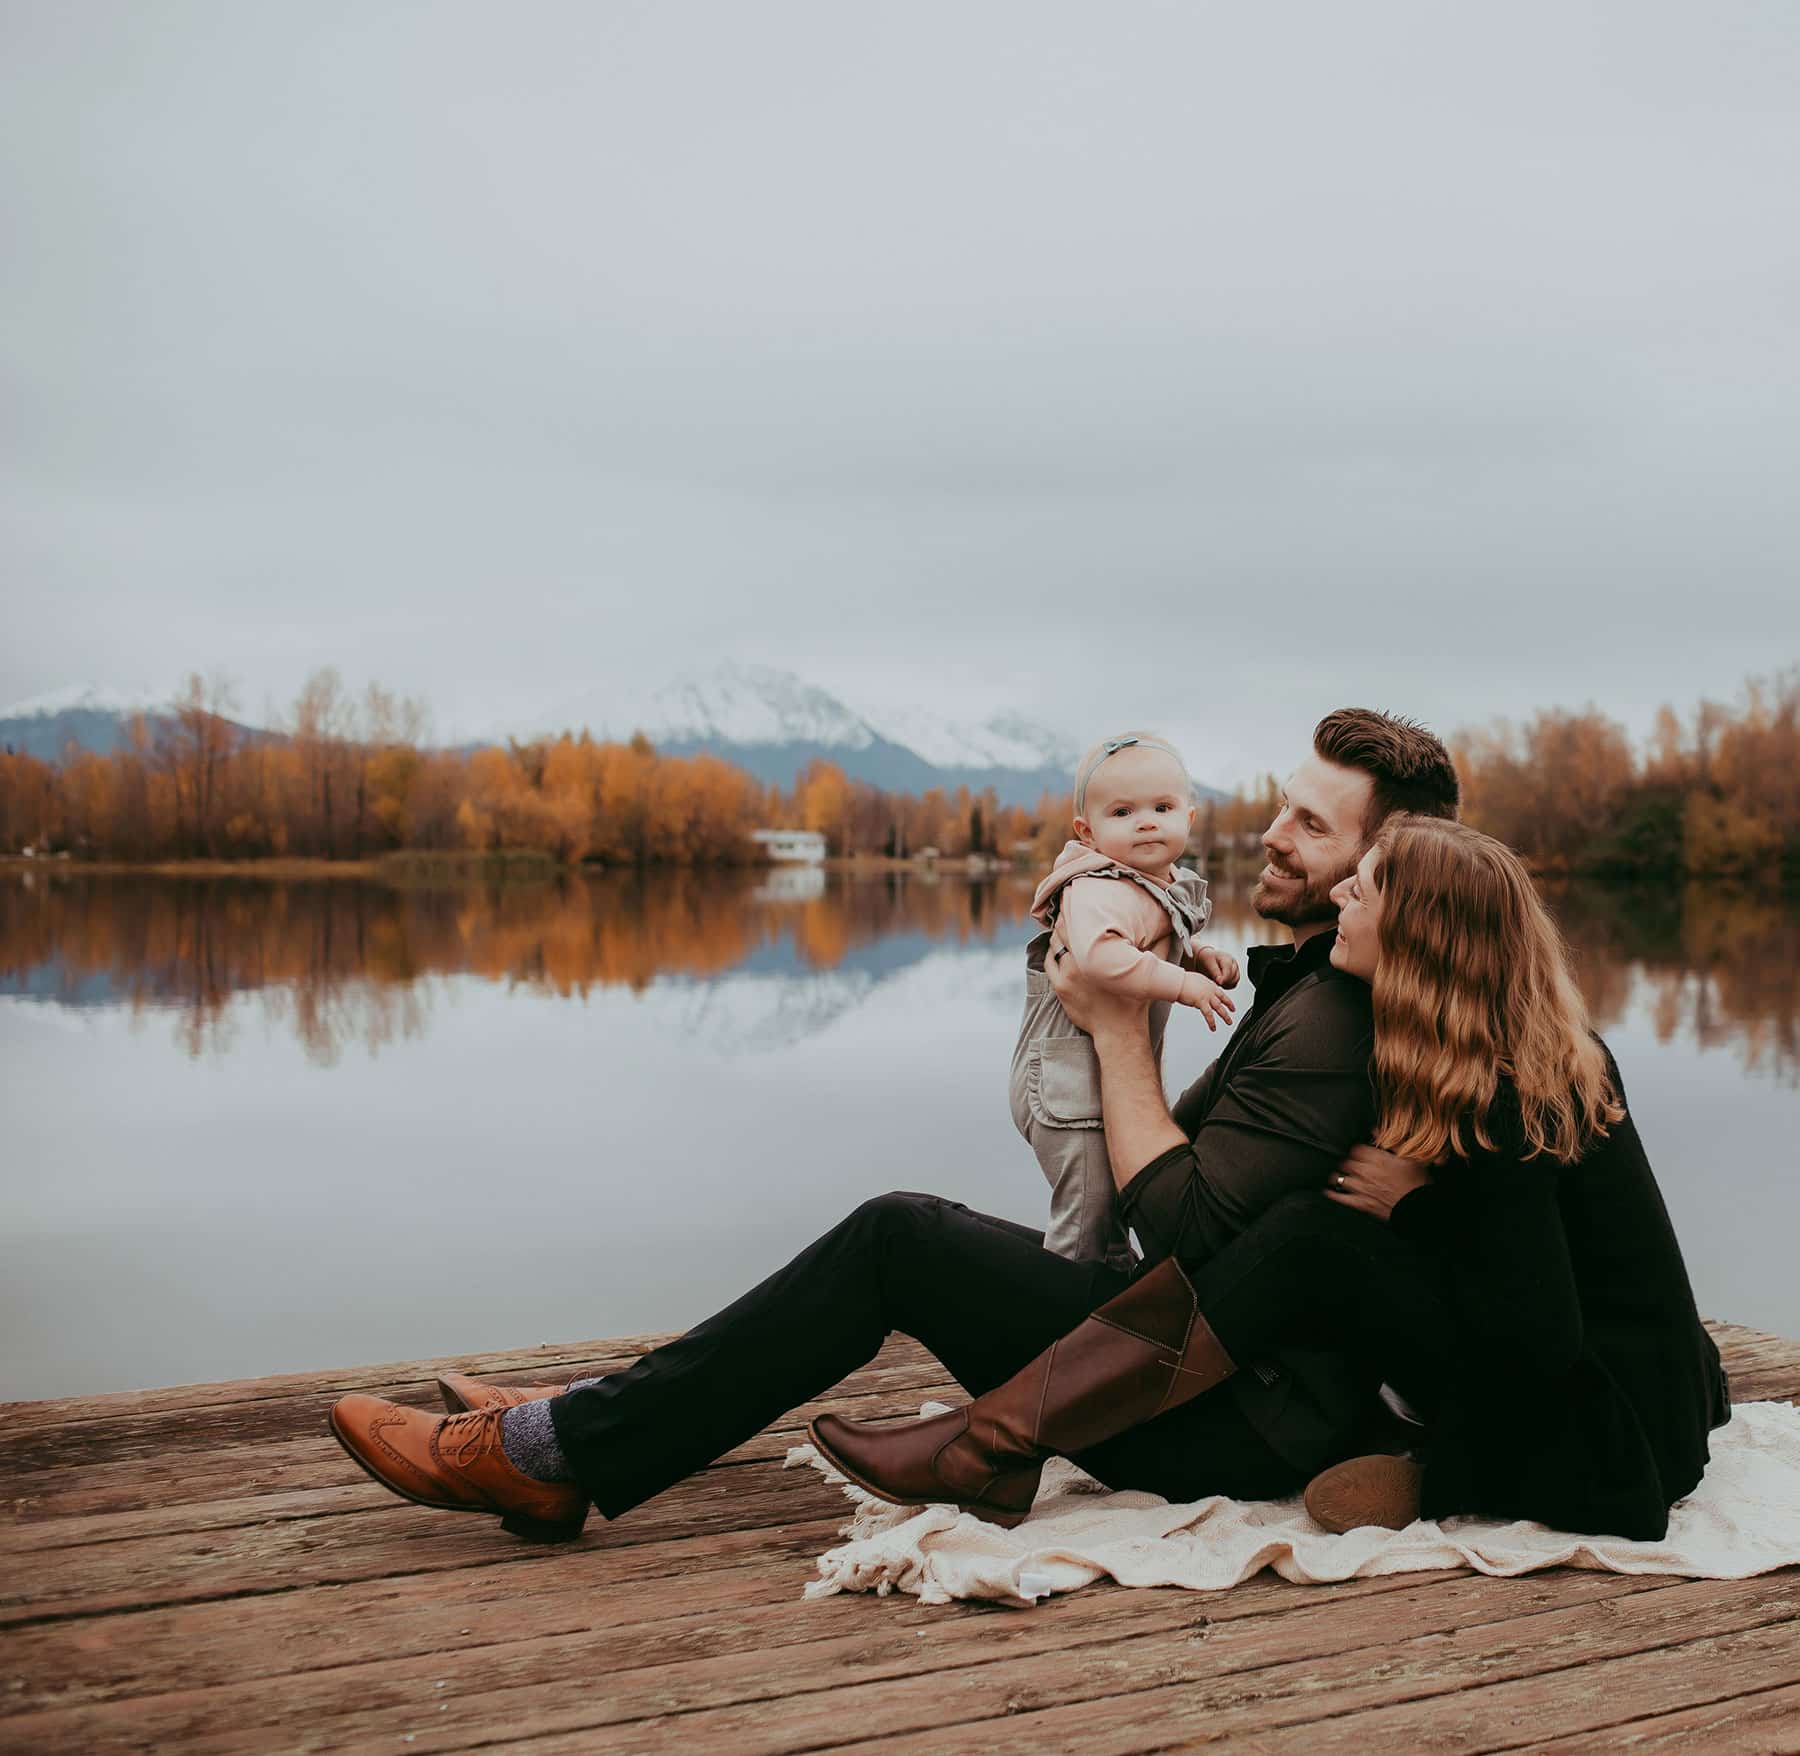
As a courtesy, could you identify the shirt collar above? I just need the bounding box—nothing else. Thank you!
[1245,928,1341,1003]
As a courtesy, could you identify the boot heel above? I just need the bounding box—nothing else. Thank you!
[500,1510,588,1543]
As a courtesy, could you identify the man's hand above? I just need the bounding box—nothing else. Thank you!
[1047,930,1151,1045]
[1325,1143,1433,1222]
[1188,939,1241,989]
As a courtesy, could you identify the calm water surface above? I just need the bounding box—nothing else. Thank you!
[3,867,1796,1399]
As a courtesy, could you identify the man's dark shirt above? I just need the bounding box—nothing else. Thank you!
[1118,929,1379,1469]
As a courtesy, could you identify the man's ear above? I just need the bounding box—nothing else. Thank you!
[1072,816,1096,849]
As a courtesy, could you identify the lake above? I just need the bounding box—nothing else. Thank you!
[3,865,1796,1400]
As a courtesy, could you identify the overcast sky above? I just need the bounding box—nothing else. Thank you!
[4,0,1797,787]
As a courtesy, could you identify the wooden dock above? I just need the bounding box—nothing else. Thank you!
[4,1322,1799,1754]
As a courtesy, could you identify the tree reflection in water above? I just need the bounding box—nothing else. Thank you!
[0,870,1795,1081]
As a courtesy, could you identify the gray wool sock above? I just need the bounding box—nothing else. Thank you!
[499,1398,576,1484]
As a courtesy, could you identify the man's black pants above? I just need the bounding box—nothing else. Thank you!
[551,1188,1453,1520]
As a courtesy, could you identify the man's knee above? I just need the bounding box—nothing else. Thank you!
[851,1190,945,1240]
[1249,1188,1394,1274]
[1258,1188,1338,1236]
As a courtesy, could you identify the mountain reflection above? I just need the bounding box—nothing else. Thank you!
[0,869,1794,1078]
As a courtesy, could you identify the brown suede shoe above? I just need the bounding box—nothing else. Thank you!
[328,1394,588,1542]
[436,1372,569,1414]
[1303,1454,1422,1534]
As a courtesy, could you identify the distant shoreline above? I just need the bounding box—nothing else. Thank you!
[0,852,1026,881]
[3,852,1790,887]
[0,855,387,879]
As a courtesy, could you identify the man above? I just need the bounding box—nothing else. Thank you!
[1049,707,1463,1478]
[331,708,1462,1539]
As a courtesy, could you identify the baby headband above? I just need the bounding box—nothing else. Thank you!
[1074,735,1190,819]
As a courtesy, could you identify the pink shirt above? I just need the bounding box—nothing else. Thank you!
[1030,841,1215,1008]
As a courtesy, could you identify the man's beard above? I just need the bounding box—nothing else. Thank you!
[1252,852,1358,929]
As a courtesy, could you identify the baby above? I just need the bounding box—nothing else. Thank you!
[1009,733,1239,1267]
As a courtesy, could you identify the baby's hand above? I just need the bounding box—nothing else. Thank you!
[1188,939,1241,989]
[1180,975,1237,1032]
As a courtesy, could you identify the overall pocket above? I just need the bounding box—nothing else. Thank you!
[1029,1035,1104,1129]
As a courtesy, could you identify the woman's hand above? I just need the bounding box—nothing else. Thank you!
[1048,929,1150,1044]
[1325,1143,1432,1222]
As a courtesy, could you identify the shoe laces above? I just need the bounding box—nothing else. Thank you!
[437,1405,505,1469]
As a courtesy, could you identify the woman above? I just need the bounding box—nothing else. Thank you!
[817,817,1730,1541]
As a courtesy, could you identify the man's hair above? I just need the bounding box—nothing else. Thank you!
[1312,708,1460,838]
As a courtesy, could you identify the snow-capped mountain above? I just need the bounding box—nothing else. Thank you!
[506,662,1088,806]
[861,703,1081,775]
[542,663,878,754]
[0,683,180,761]
[0,682,173,720]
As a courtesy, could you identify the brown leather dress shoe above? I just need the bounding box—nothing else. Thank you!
[1303,1454,1422,1534]
[328,1394,588,1542]
[436,1372,569,1414]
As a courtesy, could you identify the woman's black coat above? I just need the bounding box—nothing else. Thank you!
[1388,1045,1730,1541]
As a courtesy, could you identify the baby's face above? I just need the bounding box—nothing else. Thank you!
[1075,747,1195,875]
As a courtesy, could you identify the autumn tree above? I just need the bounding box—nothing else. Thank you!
[797,759,851,854]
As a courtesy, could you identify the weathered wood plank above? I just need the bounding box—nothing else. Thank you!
[0,1569,1687,1755]
[0,1350,956,1477]
[0,1321,1792,1756]
[1527,1679,1800,1752]
[1225,1616,1800,1753]
[0,1466,853,1627]
[0,1376,957,1540]
[0,1559,1467,1716]
[406,1573,1800,1756]
[0,1333,689,1431]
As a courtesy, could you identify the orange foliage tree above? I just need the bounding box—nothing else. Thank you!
[9,667,1795,877]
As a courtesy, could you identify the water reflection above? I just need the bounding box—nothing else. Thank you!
[0,869,1795,1080]
[6,866,1799,1396]
[1551,882,1800,1085]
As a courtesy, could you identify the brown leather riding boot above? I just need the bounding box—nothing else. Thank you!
[328,1395,589,1542]
[1303,1454,1421,1533]
[436,1372,570,1414]
[807,1256,1235,1528]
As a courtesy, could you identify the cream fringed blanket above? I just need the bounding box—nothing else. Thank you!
[784,1400,1800,1609]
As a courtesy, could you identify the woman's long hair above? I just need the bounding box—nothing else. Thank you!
[1368,817,1621,1165]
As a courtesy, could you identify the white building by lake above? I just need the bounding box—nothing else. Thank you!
[750,829,827,864]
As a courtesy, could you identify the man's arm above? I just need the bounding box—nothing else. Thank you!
[1087,1018,1185,1190]
[1169,1060,1220,1136]
[1050,945,1373,1270]
[1046,940,1186,1183]
[1113,996,1374,1267]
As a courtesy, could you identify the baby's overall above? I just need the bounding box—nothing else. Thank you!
[1009,866,1210,1268]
